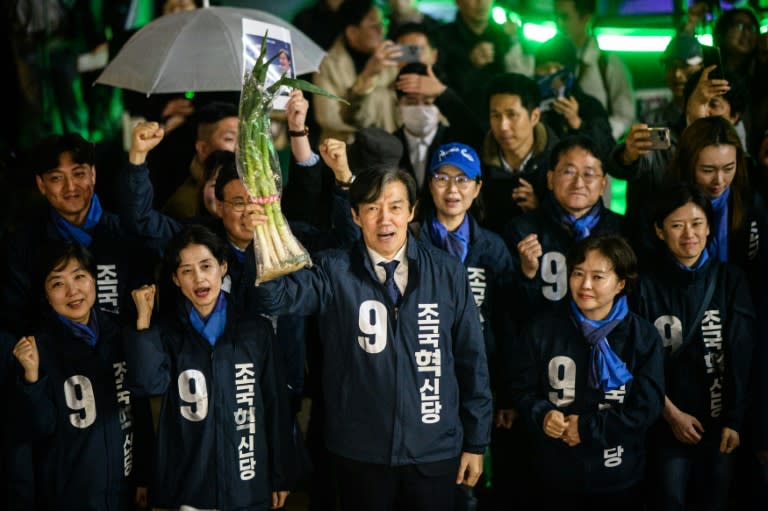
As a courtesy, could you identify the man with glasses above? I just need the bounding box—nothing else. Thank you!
[503,134,624,319]
[492,134,624,504]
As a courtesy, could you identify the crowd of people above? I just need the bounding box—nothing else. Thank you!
[1,0,768,510]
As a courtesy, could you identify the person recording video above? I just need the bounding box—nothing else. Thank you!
[533,34,615,160]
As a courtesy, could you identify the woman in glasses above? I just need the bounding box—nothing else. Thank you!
[713,6,763,148]
[415,142,512,365]
[713,7,759,77]
[413,142,513,507]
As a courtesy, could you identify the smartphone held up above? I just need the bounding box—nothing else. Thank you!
[394,44,422,63]
[648,127,671,150]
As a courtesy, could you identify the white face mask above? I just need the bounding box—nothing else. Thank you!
[400,104,439,138]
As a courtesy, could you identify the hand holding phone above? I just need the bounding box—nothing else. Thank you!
[708,46,725,81]
[648,127,671,150]
[394,44,422,63]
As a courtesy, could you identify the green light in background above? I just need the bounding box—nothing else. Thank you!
[492,6,506,25]
[493,6,522,26]
[518,21,716,51]
[523,22,556,42]
[597,34,672,52]
[695,34,713,46]
[490,3,731,51]
[184,91,195,99]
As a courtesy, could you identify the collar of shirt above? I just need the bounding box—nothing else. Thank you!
[367,242,409,296]
[499,148,533,174]
[404,128,438,187]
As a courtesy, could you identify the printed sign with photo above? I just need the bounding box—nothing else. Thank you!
[242,18,295,110]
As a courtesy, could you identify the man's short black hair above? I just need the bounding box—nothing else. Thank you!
[535,34,578,72]
[395,62,428,99]
[203,149,234,183]
[213,151,240,201]
[549,135,603,171]
[487,73,542,114]
[349,168,417,214]
[339,0,376,29]
[195,101,238,127]
[26,133,96,176]
[390,21,439,49]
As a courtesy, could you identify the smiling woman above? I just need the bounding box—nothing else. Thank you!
[634,182,756,510]
[507,233,664,509]
[10,241,152,509]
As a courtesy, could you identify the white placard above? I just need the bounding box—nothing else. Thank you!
[242,18,295,110]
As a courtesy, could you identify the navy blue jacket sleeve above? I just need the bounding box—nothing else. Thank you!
[451,267,493,453]
[115,161,183,254]
[123,324,172,397]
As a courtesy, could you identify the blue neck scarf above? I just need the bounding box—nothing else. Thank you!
[708,188,730,262]
[557,199,603,240]
[56,311,99,347]
[50,194,103,247]
[228,241,246,263]
[428,213,470,263]
[676,246,710,272]
[186,291,227,346]
[569,295,633,392]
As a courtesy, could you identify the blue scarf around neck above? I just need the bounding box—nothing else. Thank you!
[676,246,710,272]
[428,213,470,263]
[56,311,99,347]
[708,188,730,262]
[50,194,103,247]
[557,199,603,240]
[187,291,227,346]
[569,295,633,392]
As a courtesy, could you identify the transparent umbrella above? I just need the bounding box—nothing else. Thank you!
[94,6,326,95]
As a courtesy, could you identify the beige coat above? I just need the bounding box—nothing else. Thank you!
[312,36,399,143]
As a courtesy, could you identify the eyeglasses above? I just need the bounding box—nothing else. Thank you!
[731,22,758,33]
[431,173,477,189]
[221,199,247,212]
[555,167,604,184]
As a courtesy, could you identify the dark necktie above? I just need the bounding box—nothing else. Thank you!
[378,260,401,305]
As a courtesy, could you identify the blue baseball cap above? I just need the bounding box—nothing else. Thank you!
[429,143,482,179]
